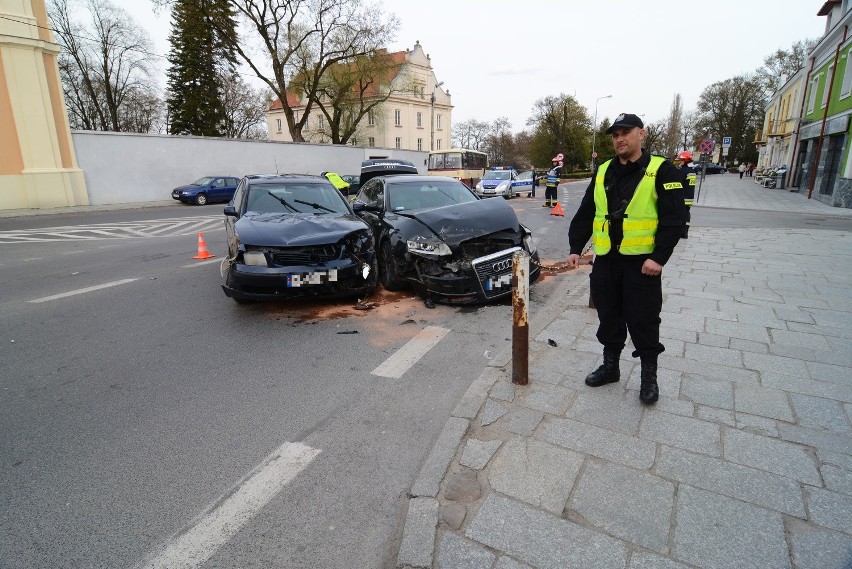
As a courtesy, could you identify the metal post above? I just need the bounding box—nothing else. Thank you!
[511,251,529,385]
[591,94,612,171]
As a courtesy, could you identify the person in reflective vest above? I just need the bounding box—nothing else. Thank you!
[322,171,351,196]
[543,154,562,207]
[672,151,696,238]
[566,113,687,404]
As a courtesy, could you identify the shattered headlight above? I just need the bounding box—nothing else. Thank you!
[242,251,268,266]
[407,237,451,257]
[342,229,373,253]
[521,224,537,254]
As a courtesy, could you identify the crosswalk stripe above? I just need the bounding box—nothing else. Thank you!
[28,279,138,303]
[371,325,451,378]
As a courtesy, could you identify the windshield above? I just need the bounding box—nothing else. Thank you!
[192,177,214,186]
[387,180,477,211]
[245,182,350,214]
[484,171,511,181]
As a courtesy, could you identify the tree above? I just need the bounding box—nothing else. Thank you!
[527,94,590,170]
[296,48,406,144]
[662,94,683,159]
[695,75,766,165]
[220,74,269,139]
[166,0,237,136]
[451,119,491,151]
[186,0,398,143]
[679,110,699,152]
[756,39,818,94]
[49,0,162,132]
[643,119,668,156]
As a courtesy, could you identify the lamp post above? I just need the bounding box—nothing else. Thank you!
[591,94,612,171]
[430,81,444,151]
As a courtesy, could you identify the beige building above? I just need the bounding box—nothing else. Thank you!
[266,41,451,153]
[1,0,87,210]
[755,71,806,170]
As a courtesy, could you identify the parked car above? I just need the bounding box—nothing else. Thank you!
[172,176,240,205]
[352,173,540,305]
[340,175,360,194]
[474,167,518,199]
[220,174,377,303]
[688,163,726,175]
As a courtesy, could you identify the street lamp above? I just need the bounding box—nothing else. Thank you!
[591,94,612,171]
[430,81,444,151]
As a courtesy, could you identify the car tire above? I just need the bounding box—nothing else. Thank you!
[380,241,406,291]
[195,193,208,206]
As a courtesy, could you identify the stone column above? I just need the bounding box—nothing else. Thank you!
[0,0,88,210]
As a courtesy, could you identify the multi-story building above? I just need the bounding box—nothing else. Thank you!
[266,41,451,153]
[755,71,806,171]
[790,0,852,207]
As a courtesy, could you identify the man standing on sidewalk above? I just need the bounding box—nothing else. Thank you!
[566,113,687,403]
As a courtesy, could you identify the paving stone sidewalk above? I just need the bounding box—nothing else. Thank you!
[397,175,852,569]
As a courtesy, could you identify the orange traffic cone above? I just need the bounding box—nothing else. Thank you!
[550,202,564,217]
[192,232,215,259]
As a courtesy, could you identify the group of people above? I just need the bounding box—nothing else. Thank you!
[738,162,756,178]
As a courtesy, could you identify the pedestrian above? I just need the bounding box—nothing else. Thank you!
[748,162,755,177]
[566,113,687,404]
[738,162,746,179]
[544,154,563,208]
[672,150,696,238]
[529,170,536,198]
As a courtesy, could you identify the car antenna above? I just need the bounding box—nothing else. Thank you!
[274,156,279,174]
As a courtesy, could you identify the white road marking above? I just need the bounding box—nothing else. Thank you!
[371,325,451,378]
[181,258,221,268]
[27,278,138,303]
[138,441,321,569]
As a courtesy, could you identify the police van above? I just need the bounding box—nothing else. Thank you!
[474,167,518,199]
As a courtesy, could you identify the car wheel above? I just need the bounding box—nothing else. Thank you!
[194,193,208,206]
[380,241,406,291]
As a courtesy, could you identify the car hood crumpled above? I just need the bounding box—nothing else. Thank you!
[235,212,368,246]
[402,198,521,247]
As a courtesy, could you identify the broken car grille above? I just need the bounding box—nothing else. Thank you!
[265,245,341,266]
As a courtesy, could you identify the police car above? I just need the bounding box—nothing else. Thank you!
[474,167,518,199]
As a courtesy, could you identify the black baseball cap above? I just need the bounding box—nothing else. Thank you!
[606,113,644,134]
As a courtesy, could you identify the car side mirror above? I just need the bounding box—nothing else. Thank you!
[352,201,380,213]
[224,205,238,217]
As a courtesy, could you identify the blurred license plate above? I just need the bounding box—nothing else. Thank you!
[287,269,338,287]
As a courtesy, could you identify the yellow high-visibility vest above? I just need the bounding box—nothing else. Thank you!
[592,156,669,255]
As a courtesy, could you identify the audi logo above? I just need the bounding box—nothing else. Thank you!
[491,259,512,272]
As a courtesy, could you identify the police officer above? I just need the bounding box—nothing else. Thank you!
[543,153,563,207]
[566,113,687,404]
[672,151,696,238]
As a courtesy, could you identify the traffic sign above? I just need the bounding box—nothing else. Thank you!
[591,151,598,158]
[722,137,732,147]
[699,138,715,154]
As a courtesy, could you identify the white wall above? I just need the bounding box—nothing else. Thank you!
[71,131,427,206]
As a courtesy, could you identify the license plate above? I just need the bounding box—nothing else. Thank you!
[287,269,338,287]
[484,189,495,193]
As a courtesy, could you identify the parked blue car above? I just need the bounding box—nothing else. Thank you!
[172,176,240,205]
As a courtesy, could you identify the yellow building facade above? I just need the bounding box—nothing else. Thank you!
[1,0,87,210]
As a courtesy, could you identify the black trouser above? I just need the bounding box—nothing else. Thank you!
[589,253,665,359]
[545,185,557,203]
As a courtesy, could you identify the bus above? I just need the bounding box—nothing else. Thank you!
[427,149,489,188]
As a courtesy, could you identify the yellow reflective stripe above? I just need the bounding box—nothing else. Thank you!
[663,182,683,190]
[684,200,694,206]
[688,179,696,186]
[623,219,658,230]
[621,236,655,247]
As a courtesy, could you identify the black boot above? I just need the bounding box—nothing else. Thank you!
[639,358,659,404]
[585,351,621,387]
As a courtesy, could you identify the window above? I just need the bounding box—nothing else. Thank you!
[317,115,325,129]
[395,109,401,126]
[842,50,852,98]
[357,179,384,208]
[276,119,282,132]
[416,112,422,128]
[822,65,834,108]
[417,138,423,151]
[395,137,401,149]
[807,75,820,114]
[437,114,442,129]
[368,136,375,147]
[436,139,442,150]
[368,111,375,126]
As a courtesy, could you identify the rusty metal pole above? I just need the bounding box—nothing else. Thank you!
[512,250,529,385]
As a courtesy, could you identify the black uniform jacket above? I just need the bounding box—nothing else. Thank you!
[568,149,687,266]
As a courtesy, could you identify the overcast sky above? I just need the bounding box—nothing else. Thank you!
[114,0,827,133]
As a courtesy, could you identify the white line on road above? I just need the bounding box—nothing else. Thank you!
[181,258,221,268]
[27,278,139,303]
[371,325,451,379]
[137,441,321,569]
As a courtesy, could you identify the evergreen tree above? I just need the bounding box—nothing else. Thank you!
[165,0,236,136]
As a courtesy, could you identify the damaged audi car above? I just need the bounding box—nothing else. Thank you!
[221,174,377,303]
[352,173,540,305]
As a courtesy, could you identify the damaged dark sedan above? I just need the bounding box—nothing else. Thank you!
[221,174,377,303]
[352,174,540,304]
